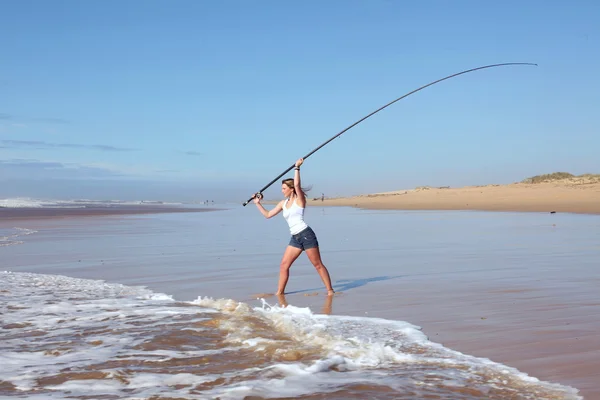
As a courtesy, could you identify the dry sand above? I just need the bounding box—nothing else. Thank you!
[312,177,600,215]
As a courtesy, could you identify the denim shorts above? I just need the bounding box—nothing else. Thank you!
[289,226,319,251]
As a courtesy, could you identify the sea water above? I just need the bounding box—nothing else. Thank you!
[2,204,597,399]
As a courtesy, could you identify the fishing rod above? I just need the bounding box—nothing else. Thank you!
[242,62,537,206]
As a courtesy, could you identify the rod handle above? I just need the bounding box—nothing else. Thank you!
[243,192,263,206]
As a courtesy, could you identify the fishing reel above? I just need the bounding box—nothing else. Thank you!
[243,192,263,206]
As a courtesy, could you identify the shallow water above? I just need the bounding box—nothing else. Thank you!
[2,205,599,398]
[0,227,37,247]
[5,206,599,301]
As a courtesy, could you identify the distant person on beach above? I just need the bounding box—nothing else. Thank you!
[253,158,335,296]
[321,193,324,202]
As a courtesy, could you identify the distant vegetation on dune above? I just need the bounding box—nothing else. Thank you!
[522,172,600,184]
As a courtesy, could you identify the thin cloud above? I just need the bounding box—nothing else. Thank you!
[1,140,136,152]
[1,159,65,168]
[30,117,69,124]
[181,150,202,156]
[0,158,126,179]
[0,113,68,124]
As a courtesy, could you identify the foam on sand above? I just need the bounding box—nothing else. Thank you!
[0,272,582,399]
[191,296,582,399]
[0,196,185,208]
[0,227,37,247]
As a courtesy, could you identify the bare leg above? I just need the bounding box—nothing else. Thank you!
[305,246,335,296]
[276,245,302,295]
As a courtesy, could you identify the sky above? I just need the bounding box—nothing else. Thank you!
[1,0,599,203]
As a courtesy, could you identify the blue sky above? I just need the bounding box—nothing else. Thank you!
[1,0,598,202]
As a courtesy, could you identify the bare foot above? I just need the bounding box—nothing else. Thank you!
[327,290,335,296]
[276,294,288,308]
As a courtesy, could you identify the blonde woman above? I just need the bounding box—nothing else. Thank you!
[253,158,335,296]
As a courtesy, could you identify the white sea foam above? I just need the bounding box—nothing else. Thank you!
[0,197,184,208]
[0,197,46,208]
[192,296,583,400]
[0,227,38,247]
[0,272,583,400]
[0,272,225,398]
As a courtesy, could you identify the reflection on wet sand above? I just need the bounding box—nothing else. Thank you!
[276,293,333,315]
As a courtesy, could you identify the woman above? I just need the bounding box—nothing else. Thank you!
[253,158,335,296]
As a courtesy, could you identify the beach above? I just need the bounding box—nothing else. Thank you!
[313,176,600,215]
[6,0,599,397]
[1,196,599,399]
[0,203,218,221]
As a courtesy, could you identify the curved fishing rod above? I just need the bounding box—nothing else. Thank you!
[242,62,537,206]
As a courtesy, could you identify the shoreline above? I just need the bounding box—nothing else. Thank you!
[308,179,600,215]
[0,205,220,221]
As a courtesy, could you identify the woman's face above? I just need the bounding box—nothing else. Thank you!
[281,183,293,197]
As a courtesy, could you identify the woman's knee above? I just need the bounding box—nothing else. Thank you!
[312,261,325,271]
[280,261,292,271]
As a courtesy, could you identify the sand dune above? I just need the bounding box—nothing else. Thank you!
[312,175,600,215]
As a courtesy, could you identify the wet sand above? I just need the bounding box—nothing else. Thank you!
[0,204,218,221]
[318,277,600,399]
[3,206,599,398]
[263,260,600,399]
[313,178,600,215]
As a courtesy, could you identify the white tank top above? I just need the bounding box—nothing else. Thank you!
[282,197,308,235]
